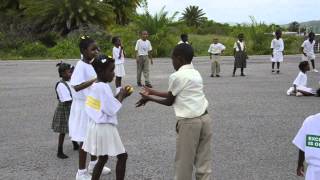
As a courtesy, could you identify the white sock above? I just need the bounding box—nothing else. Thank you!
[77,169,87,174]
[89,160,98,166]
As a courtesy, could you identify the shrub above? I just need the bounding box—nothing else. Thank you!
[19,42,48,57]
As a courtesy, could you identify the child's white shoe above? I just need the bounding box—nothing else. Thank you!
[313,69,319,73]
[88,161,111,175]
[76,170,91,180]
[287,87,294,96]
[296,92,303,97]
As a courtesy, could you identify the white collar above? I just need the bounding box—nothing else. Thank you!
[178,64,194,71]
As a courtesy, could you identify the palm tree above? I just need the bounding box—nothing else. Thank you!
[23,0,114,35]
[180,5,206,27]
[103,0,142,25]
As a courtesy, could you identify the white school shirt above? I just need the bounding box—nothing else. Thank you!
[208,43,226,54]
[301,40,315,56]
[70,60,97,100]
[178,41,189,44]
[135,39,152,56]
[56,81,72,102]
[168,64,208,119]
[233,40,245,52]
[113,46,125,65]
[85,82,122,125]
[293,113,320,167]
[271,38,284,52]
[293,71,307,87]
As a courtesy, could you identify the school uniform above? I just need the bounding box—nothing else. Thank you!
[82,82,125,156]
[301,40,316,61]
[113,46,126,77]
[52,80,73,133]
[233,40,247,68]
[135,39,152,84]
[271,38,284,62]
[286,71,314,95]
[68,60,96,142]
[208,43,226,76]
[168,64,212,180]
[293,113,320,180]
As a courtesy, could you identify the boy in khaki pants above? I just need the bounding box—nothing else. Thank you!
[208,38,225,77]
[135,30,153,88]
[136,43,212,180]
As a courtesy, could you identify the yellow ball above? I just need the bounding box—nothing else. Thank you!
[125,85,134,94]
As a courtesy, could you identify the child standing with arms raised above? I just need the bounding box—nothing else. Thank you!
[69,36,110,180]
[112,36,126,92]
[301,32,318,72]
[135,30,153,88]
[271,29,284,74]
[136,44,212,180]
[83,54,132,180]
[233,33,248,77]
[208,38,226,77]
[52,62,79,159]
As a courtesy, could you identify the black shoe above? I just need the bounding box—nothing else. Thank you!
[276,70,280,74]
[232,74,235,77]
[272,70,275,73]
[145,83,153,88]
[216,74,220,77]
[241,73,246,76]
[72,141,79,150]
[137,82,143,87]
[210,74,214,77]
[57,152,69,159]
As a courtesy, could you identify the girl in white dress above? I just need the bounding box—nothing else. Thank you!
[271,30,284,74]
[83,54,132,180]
[69,36,110,180]
[112,36,126,92]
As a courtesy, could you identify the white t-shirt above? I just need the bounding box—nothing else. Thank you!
[168,64,208,119]
[233,40,245,52]
[85,82,122,125]
[271,38,284,52]
[56,81,72,102]
[293,71,307,87]
[208,43,226,54]
[178,41,189,44]
[301,40,315,56]
[113,46,125,65]
[70,60,97,100]
[135,39,152,56]
[293,113,320,167]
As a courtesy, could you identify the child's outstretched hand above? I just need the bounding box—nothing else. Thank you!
[142,85,154,95]
[296,165,304,177]
[135,91,151,107]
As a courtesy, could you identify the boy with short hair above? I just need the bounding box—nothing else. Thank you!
[135,30,153,88]
[271,29,284,74]
[208,38,226,77]
[301,32,318,72]
[293,113,320,180]
[136,43,212,180]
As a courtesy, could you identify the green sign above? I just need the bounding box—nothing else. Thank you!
[306,135,320,148]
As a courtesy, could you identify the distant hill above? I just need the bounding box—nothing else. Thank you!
[283,20,320,33]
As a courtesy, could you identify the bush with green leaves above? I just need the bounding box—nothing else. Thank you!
[19,42,48,57]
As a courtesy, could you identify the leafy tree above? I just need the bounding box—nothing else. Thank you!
[288,21,300,32]
[102,0,142,25]
[180,5,206,27]
[23,0,114,35]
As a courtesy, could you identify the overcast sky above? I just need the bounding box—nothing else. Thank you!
[139,0,320,24]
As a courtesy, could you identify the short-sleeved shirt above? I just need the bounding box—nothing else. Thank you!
[85,82,122,125]
[70,60,97,100]
[293,71,307,87]
[271,38,284,52]
[208,43,226,54]
[168,64,208,119]
[233,40,245,52]
[113,46,125,65]
[56,81,72,102]
[135,39,152,56]
[293,113,320,166]
[301,40,315,55]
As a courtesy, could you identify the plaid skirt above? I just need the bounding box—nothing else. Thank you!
[52,101,72,133]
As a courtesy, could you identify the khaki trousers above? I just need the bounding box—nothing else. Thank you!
[136,55,150,84]
[174,114,212,180]
[211,55,221,76]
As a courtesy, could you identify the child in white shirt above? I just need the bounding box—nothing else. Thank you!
[271,30,284,74]
[287,61,315,96]
[301,32,318,72]
[208,38,226,77]
[112,36,126,91]
[82,54,132,180]
[293,113,320,180]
